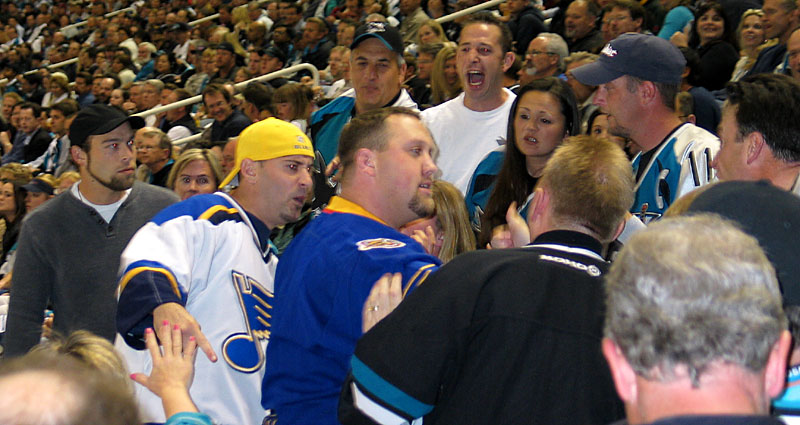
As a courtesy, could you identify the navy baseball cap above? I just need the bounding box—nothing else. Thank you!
[571,33,685,85]
[351,22,403,56]
[686,180,800,306]
[22,178,54,195]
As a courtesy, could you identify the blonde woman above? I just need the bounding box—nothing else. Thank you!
[731,9,775,81]
[430,45,461,106]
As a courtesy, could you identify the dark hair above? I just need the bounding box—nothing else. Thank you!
[609,0,645,27]
[479,78,580,246]
[75,71,93,83]
[113,52,134,69]
[154,51,177,75]
[688,1,736,48]
[726,73,800,162]
[51,98,80,117]
[242,82,275,114]
[202,83,232,104]
[460,12,513,54]
[17,101,41,117]
[677,46,700,87]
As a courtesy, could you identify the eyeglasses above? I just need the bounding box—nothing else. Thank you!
[526,50,556,57]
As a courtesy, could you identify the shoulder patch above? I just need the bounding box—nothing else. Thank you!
[356,238,406,251]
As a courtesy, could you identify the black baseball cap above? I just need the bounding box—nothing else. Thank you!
[261,45,287,64]
[69,104,144,150]
[216,42,236,53]
[686,180,800,306]
[351,22,403,56]
[572,33,685,85]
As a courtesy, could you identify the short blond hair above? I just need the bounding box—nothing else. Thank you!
[539,135,634,242]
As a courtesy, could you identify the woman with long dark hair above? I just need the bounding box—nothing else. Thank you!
[464,78,579,247]
[0,179,26,265]
[671,1,739,91]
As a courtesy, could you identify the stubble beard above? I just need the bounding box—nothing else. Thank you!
[87,159,134,192]
[408,191,435,219]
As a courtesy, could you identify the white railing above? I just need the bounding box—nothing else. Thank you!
[435,0,503,23]
[133,63,319,118]
[60,6,136,32]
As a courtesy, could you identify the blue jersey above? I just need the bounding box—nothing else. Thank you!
[632,123,718,222]
[116,193,276,425]
[262,196,441,424]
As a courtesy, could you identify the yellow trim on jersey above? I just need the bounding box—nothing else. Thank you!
[325,196,388,226]
[119,266,181,298]
[403,263,437,297]
[198,205,240,220]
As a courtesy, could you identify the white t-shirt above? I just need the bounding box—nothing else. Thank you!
[421,89,516,194]
[70,183,131,223]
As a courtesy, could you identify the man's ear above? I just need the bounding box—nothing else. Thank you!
[633,17,644,32]
[745,131,766,165]
[355,148,377,177]
[638,81,657,106]
[70,144,86,167]
[602,338,638,404]
[239,158,258,184]
[502,51,516,73]
[398,62,407,84]
[765,330,793,399]
[526,186,549,228]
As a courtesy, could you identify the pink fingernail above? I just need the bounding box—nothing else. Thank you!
[162,320,169,326]
[173,324,180,330]
[189,336,196,341]
[129,373,137,379]
[145,327,153,334]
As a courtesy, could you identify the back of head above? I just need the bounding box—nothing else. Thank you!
[725,73,800,163]
[0,352,140,425]
[242,81,275,113]
[605,215,785,384]
[539,135,634,241]
[29,330,129,383]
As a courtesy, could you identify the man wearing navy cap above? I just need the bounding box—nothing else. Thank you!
[309,22,418,206]
[572,33,719,221]
[5,104,178,356]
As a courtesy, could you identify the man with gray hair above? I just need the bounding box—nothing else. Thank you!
[602,214,791,425]
[519,33,568,85]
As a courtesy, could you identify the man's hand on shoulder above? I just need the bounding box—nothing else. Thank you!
[153,302,217,362]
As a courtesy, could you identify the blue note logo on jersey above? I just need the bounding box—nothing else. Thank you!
[222,271,273,373]
[356,238,406,251]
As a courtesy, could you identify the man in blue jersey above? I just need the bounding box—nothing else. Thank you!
[115,118,314,425]
[572,33,719,221]
[262,107,441,424]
